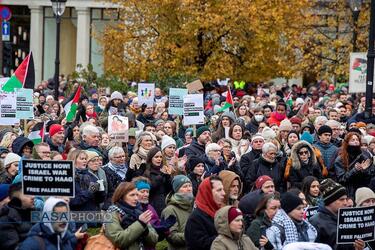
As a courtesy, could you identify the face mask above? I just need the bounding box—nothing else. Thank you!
[254,115,264,122]
[275,112,286,121]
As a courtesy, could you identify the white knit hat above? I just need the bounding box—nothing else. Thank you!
[261,127,277,142]
[205,143,222,155]
[279,119,293,131]
[161,135,176,151]
[4,153,21,167]
[110,91,123,101]
[355,187,375,206]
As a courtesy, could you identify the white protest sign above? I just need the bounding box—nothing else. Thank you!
[0,92,19,125]
[108,115,129,142]
[169,88,188,115]
[183,94,204,126]
[16,88,34,119]
[349,52,375,93]
[138,83,155,107]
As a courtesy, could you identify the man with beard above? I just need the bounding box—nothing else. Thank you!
[219,170,242,207]
[185,126,211,159]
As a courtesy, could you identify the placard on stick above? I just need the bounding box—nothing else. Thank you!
[185,79,203,93]
[108,115,129,142]
[22,160,75,197]
[337,206,375,244]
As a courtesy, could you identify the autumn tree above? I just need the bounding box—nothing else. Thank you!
[100,0,312,84]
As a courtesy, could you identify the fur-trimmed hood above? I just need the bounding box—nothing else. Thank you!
[290,141,317,170]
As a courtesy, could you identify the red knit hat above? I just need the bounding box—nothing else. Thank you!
[255,175,273,189]
[49,124,64,137]
[228,207,243,224]
[289,116,302,125]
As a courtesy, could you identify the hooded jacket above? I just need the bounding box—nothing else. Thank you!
[219,170,242,206]
[211,206,257,250]
[19,197,76,250]
[0,197,33,250]
[284,141,326,188]
[161,193,193,250]
[12,136,34,156]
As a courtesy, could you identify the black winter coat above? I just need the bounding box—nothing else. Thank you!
[147,166,172,216]
[240,149,262,193]
[102,164,125,210]
[309,207,353,250]
[0,198,33,250]
[288,162,323,189]
[187,172,202,197]
[185,207,217,250]
[245,118,260,135]
[185,140,206,158]
[245,156,285,192]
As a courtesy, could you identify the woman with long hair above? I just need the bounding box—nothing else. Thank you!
[211,111,235,143]
[106,182,158,249]
[235,104,251,124]
[128,132,154,174]
[228,123,250,161]
[335,132,375,198]
[301,176,320,207]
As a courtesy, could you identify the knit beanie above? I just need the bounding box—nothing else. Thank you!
[161,135,176,151]
[85,150,100,162]
[221,111,236,122]
[110,91,123,101]
[228,207,243,224]
[255,175,273,189]
[289,116,302,125]
[251,134,264,142]
[0,184,10,201]
[187,155,205,171]
[172,175,192,193]
[135,180,151,191]
[320,178,347,206]
[279,120,293,131]
[300,131,314,144]
[318,125,332,135]
[261,127,277,142]
[4,153,21,167]
[196,126,210,138]
[281,192,303,214]
[355,187,375,207]
[49,124,64,137]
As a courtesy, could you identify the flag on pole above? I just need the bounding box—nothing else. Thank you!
[28,121,45,145]
[64,86,81,122]
[218,86,234,112]
[2,52,35,92]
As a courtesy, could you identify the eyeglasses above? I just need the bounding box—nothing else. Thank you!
[298,150,309,156]
[114,155,126,159]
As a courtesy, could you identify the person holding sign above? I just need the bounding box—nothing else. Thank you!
[301,176,321,207]
[309,178,365,250]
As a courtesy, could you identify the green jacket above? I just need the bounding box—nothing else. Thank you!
[246,213,272,249]
[161,193,193,250]
[211,206,257,250]
[105,211,158,250]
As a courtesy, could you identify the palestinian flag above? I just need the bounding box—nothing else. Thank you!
[218,86,234,112]
[2,52,35,92]
[28,122,45,145]
[64,86,81,122]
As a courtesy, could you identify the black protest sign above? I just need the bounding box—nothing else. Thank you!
[305,206,318,220]
[22,160,75,197]
[337,206,375,244]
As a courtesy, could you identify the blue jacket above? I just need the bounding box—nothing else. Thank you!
[313,141,338,169]
[19,223,76,250]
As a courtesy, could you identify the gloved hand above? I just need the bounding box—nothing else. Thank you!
[154,215,177,233]
[89,182,100,193]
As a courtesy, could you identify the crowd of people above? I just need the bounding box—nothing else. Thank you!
[0,78,375,250]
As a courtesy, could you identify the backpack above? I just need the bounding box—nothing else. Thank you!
[84,226,119,250]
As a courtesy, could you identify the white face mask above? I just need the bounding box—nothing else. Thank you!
[254,115,264,122]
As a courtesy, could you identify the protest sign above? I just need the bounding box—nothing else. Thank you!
[185,79,203,93]
[16,88,34,119]
[22,160,75,197]
[108,115,129,142]
[169,88,188,115]
[337,205,375,244]
[349,52,375,93]
[304,206,318,220]
[0,92,19,125]
[0,77,9,89]
[138,83,155,106]
[183,94,204,126]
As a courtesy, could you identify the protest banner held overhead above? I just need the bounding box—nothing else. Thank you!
[15,88,34,119]
[22,160,75,197]
[183,94,204,126]
[108,115,129,142]
[169,88,188,115]
[337,205,375,244]
[138,83,155,107]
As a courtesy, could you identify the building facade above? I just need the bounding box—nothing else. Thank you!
[1,0,116,85]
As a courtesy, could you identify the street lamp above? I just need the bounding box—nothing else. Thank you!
[349,0,361,52]
[51,0,67,100]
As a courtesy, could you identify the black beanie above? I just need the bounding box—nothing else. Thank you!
[318,125,332,136]
[281,192,303,214]
[320,178,347,206]
[187,155,205,172]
